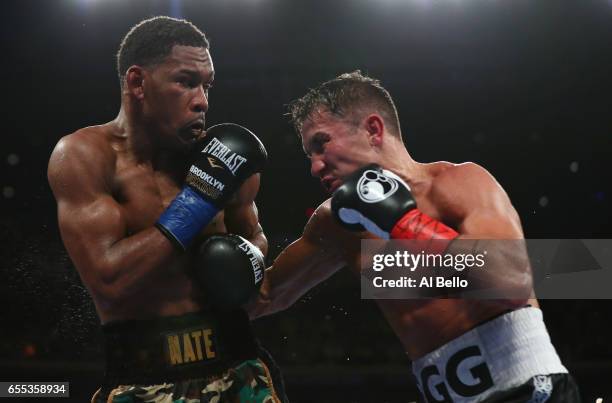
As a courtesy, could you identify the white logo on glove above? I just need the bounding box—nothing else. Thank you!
[238,239,264,283]
[357,168,406,204]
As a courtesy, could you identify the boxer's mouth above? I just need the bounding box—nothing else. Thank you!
[329,179,342,193]
[322,177,341,193]
[188,120,205,138]
[180,118,205,141]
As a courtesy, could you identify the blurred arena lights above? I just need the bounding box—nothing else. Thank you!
[6,154,19,166]
[64,0,481,11]
[3,186,15,199]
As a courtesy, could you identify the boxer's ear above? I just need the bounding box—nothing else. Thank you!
[364,114,384,147]
[125,65,145,100]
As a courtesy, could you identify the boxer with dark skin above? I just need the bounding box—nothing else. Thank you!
[250,72,580,402]
[48,16,284,403]
[48,44,262,323]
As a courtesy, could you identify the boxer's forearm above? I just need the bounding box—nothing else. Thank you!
[223,179,268,257]
[246,225,268,258]
[55,193,182,306]
[246,236,345,319]
[77,227,179,303]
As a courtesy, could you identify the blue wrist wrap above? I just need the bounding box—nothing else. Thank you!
[156,186,219,250]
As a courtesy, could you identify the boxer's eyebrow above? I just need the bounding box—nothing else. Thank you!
[177,69,214,84]
[304,132,329,157]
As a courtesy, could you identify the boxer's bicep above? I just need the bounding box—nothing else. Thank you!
[456,179,523,239]
[436,165,531,302]
[459,208,523,239]
[435,163,523,239]
[49,137,178,301]
[59,195,130,280]
[49,137,127,269]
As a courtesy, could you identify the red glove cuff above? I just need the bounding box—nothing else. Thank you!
[390,209,459,254]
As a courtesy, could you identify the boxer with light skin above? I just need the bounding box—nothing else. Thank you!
[48,16,285,403]
[249,72,580,402]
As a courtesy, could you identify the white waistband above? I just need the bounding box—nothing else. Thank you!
[412,307,567,403]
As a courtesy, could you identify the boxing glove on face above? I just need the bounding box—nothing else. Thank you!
[331,164,458,243]
[331,164,416,239]
[194,234,265,310]
[157,124,267,250]
[185,123,267,208]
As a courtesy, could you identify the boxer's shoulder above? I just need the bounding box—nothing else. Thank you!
[416,162,505,224]
[305,199,335,235]
[428,162,501,198]
[53,124,117,163]
[49,124,118,194]
[425,161,521,234]
[428,161,490,183]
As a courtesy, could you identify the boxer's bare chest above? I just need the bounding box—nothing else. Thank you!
[406,163,462,229]
[111,155,225,237]
[93,154,221,320]
[366,166,504,357]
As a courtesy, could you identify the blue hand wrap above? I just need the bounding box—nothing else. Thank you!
[156,186,219,250]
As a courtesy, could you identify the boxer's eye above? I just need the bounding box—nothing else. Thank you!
[177,76,197,88]
[312,135,330,154]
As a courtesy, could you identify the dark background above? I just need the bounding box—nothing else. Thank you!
[1,0,611,401]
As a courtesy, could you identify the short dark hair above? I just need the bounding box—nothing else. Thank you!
[289,71,401,139]
[117,16,209,85]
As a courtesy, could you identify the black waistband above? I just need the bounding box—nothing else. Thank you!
[102,309,258,385]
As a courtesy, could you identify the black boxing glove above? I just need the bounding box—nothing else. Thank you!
[156,124,267,250]
[331,164,458,253]
[194,234,265,310]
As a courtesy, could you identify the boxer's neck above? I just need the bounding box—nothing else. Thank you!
[378,136,424,186]
[112,106,186,175]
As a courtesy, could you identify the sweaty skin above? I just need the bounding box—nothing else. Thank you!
[48,46,266,324]
[249,110,536,359]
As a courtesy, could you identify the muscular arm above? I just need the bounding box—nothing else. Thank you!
[434,163,533,302]
[436,163,524,240]
[48,132,177,305]
[247,202,357,319]
[223,173,268,256]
